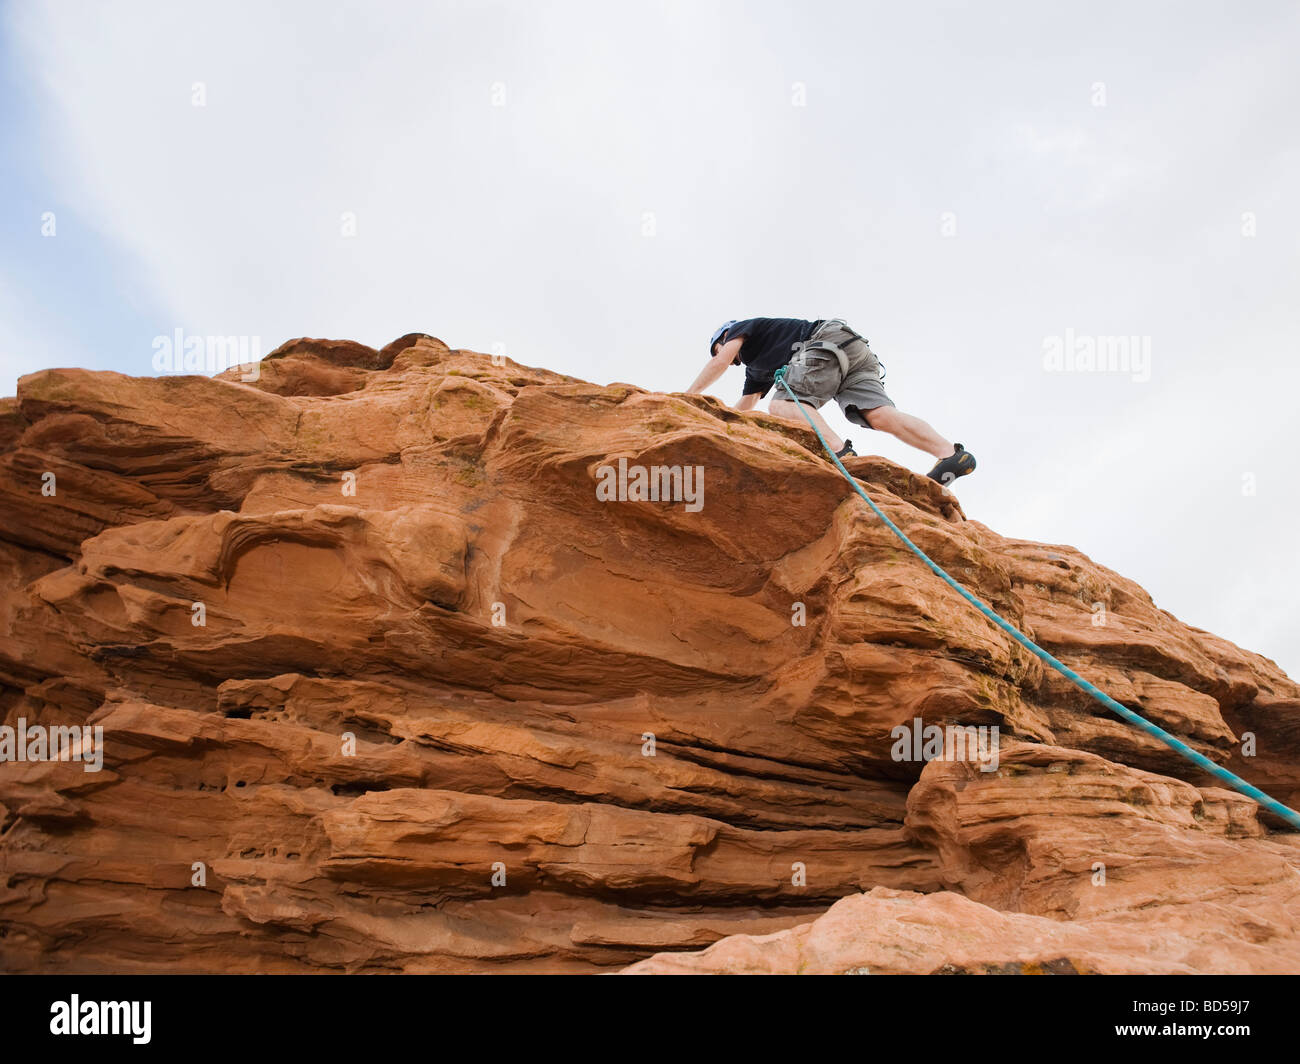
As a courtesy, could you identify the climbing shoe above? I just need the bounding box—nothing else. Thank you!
[926,443,976,485]
[835,439,857,459]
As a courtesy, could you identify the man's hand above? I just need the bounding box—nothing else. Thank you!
[686,338,743,394]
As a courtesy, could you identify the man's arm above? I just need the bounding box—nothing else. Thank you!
[686,338,743,394]
[735,392,759,411]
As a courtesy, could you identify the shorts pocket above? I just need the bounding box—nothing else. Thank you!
[784,351,841,402]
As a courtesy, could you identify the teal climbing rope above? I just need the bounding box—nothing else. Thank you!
[772,366,1300,831]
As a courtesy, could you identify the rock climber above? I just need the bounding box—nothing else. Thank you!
[684,317,976,485]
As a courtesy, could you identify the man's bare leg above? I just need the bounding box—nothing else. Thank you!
[865,406,953,459]
[769,397,845,452]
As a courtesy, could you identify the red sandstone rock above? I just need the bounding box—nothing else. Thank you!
[0,335,1296,973]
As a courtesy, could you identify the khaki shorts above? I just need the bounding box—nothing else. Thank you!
[781,319,894,428]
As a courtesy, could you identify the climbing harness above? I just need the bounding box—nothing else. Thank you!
[772,364,1300,831]
[796,320,887,385]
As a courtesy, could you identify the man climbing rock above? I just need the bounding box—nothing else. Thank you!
[685,317,976,485]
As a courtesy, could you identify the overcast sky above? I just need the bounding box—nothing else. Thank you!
[2,0,1297,676]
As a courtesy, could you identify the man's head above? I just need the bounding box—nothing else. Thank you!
[709,320,738,357]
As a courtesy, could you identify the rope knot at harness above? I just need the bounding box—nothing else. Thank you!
[768,371,1300,831]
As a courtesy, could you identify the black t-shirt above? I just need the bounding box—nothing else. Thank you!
[724,318,823,396]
